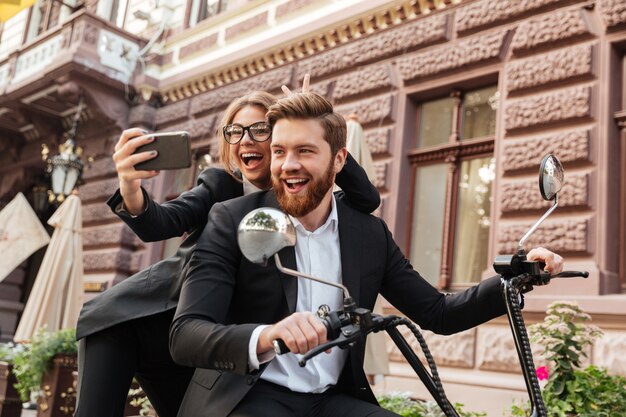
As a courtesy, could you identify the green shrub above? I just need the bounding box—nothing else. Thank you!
[377,392,485,417]
[12,327,78,402]
[508,301,626,416]
[0,342,26,364]
[128,385,153,417]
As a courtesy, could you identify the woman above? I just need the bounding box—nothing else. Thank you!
[74,90,379,417]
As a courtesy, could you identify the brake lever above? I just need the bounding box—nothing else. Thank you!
[552,271,589,278]
[298,331,360,367]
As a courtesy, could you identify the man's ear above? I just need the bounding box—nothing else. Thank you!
[333,148,347,174]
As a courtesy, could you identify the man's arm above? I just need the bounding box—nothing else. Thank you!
[377,220,563,335]
[334,152,380,214]
[169,202,258,374]
[377,218,507,335]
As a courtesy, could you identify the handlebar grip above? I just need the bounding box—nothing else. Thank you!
[272,339,290,355]
[536,261,546,274]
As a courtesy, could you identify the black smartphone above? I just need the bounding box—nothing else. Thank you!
[133,131,192,171]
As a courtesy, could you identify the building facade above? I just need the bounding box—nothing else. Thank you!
[1,0,625,414]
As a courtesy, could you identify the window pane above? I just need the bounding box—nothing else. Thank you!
[418,97,454,148]
[193,0,227,25]
[452,157,495,284]
[409,163,447,287]
[115,0,128,27]
[461,86,498,140]
[207,0,225,17]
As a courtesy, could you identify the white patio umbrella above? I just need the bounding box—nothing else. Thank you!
[345,115,389,379]
[14,194,84,342]
[0,193,50,283]
[346,115,375,183]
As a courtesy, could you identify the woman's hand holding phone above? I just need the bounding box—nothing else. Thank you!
[112,128,160,215]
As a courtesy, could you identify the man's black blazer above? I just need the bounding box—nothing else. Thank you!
[76,155,379,340]
[170,190,506,417]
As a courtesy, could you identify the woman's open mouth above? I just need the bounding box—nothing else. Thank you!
[240,152,264,169]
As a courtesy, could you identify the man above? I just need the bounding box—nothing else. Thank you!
[170,93,563,417]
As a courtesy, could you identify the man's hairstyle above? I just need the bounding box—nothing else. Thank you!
[217,91,277,180]
[266,92,346,155]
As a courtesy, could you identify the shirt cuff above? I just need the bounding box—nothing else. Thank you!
[248,325,275,370]
[115,200,148,218]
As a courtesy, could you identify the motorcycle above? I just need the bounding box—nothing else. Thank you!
[237,154,588,417]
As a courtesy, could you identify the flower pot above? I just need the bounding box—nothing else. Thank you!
[36,354,77,417]
[0,361,21,417]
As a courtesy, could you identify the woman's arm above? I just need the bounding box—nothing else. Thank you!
[334,152,380,214]
[107,168,243,242]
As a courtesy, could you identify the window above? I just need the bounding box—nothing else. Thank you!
[25,0,75,41]
[96,0,129,27]
[408,85,498,289]
[187,0,228,27]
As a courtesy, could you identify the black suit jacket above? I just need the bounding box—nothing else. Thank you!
[170,191,506,417]
[76,155,379,340]
[76,168,243,339]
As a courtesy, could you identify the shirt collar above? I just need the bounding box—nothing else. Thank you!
[289,195,338,235]
[242,176,263,195]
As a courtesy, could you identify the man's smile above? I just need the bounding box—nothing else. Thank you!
[282,177,310,193]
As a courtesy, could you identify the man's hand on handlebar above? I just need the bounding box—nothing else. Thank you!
[257,312,328,356]
[527,247,564,275]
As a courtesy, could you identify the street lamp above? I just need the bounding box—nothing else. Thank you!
[31,184,49,215]
[41,98,85,204]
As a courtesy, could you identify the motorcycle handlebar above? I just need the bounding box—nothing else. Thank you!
[272,311,348,355]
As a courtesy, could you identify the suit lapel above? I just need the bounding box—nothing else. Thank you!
[278,246,298,313]
[337,200,361,306]
[263,192,298,313]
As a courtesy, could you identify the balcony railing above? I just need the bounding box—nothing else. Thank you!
[0,8,146,97]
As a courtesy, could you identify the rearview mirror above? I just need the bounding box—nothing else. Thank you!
[237,207,353,301]
[237,207,295,266]
[518,154,564,251]
[539,154,564,201]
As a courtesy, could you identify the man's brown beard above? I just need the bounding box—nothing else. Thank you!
[273,158,335,218]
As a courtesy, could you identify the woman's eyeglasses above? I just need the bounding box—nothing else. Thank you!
[223,122,272,144]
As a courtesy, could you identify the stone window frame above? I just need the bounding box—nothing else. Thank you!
[616,58,626,292]
[618,110,626,291]
[405,83,498,291]
[610,37,626,293]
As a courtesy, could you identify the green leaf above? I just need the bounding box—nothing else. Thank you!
[11,327,77,402]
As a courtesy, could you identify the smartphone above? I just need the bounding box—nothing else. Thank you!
[133,131,192,171]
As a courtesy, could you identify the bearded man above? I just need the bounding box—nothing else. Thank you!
[169,92,563,417]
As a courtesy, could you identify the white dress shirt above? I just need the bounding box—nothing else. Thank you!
[242,177,263,195]
[248,195,348,393]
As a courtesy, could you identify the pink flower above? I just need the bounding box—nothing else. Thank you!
[536,366,549,381]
